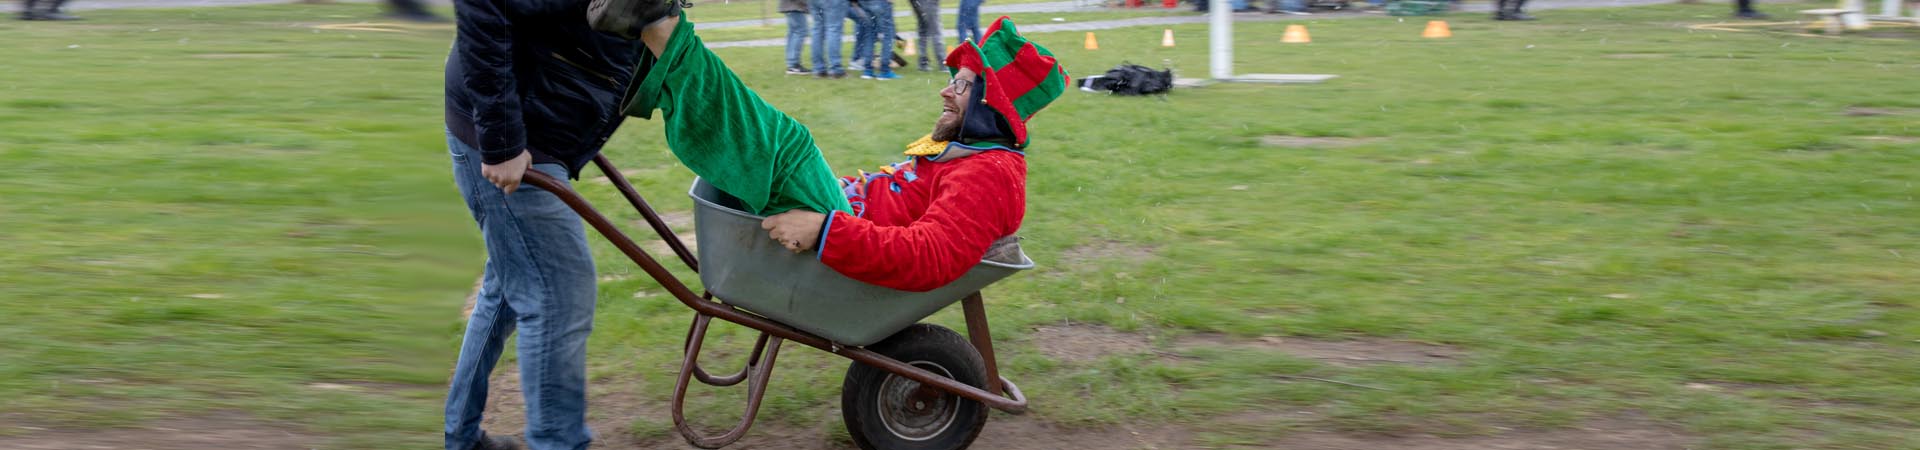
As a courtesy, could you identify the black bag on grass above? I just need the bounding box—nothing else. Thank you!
[1078,63,1173,96]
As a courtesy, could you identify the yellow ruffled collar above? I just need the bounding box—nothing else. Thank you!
[903,134,950,157]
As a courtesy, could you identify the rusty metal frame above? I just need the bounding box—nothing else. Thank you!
[521,156,1027,449]
[671,312,783,448]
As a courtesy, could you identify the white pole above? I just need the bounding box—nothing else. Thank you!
[1840,0,1871,28]
[1210,0,1232,79]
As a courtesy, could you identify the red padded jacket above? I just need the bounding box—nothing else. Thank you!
[817,145,1027,292]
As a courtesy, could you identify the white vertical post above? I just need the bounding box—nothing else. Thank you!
[1210,0,1232,79]
[1841,0,1871,28]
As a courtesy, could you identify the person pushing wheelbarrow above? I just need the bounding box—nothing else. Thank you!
[442,0,1066,447]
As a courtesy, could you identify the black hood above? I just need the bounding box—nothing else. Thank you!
[956,76,1019,148]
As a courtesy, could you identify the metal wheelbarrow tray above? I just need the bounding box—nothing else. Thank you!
[520,155,1031,450]
[689,178,1032,346]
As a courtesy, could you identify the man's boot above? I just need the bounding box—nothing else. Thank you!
[471,432,524,450]
[386,0,445,22]
[588,0,684,40]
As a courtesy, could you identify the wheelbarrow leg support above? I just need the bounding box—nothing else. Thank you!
[961,292,1008,398]
[681,313,772,387]
[672,313,784,449]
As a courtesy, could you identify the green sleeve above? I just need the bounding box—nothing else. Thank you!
[621,16,851,216]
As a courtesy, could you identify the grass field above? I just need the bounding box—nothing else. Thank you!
[2,2,1918,449]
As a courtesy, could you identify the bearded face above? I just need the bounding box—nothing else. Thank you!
[931,68,978,142]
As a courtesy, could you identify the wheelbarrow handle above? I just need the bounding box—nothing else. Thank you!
[590,155,700,273]
[521,169,708,306]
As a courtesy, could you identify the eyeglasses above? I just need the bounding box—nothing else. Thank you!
[946,77,973,96]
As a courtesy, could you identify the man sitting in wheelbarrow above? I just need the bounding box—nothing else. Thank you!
[593,5,1068,292]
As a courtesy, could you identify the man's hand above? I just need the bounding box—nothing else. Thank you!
[482,150,533,194]
[761,210,827,253]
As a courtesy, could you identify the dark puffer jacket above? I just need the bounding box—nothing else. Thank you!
[445,0,644,178]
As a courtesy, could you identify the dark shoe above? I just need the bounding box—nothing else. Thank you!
[471,433,525,450]
[1735,11,1770,19]
[389,11,447,22]
[17,11,43,20]
[1506,12,1536,20]
[829,71,848,79]
[1492,11,1510,20]
[786,65,812,75]
[588,0,684,40]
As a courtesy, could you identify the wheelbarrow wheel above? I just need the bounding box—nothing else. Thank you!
[842,324,989,450]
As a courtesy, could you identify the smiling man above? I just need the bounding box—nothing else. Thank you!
[602,9,1068,291]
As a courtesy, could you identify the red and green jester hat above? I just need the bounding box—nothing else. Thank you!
[816,16,1070,292]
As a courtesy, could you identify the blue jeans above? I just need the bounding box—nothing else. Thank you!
[854,0,894,73]
[443,133,598,450]
[954,0,982,44]
[849,4,871,70]
[1231,0,1248,10]
[808,0,848,73]
[1266,0,1304,11]
[784,11,810,68]
[909,0,945,69]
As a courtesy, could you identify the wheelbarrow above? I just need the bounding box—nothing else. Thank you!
[519,155,1033,450]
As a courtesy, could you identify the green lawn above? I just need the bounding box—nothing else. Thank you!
[3,2,1918,449]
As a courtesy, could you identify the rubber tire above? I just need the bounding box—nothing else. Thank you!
[841,324,990,450]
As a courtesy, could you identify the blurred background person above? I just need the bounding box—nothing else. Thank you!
[1733,0,1768,18]
[1494,0,1534,20]
[907,0,945,71]
[854,0,896,79]
[809,0,849,78]
[781,0,812,74]
[1265,0,1308,15]
[954,0,982,43]
[849,0,871,74]
[17,0,80,21]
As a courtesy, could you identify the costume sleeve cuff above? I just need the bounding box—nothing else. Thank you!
[815,211,837,260]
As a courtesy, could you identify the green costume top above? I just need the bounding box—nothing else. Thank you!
[620,16,851,216]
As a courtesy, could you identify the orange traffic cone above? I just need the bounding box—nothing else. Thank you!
[1161,29,1175,47]
[1085,32,1099,50]
[1422,20,1452,38]
[1282,24,1311,43]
